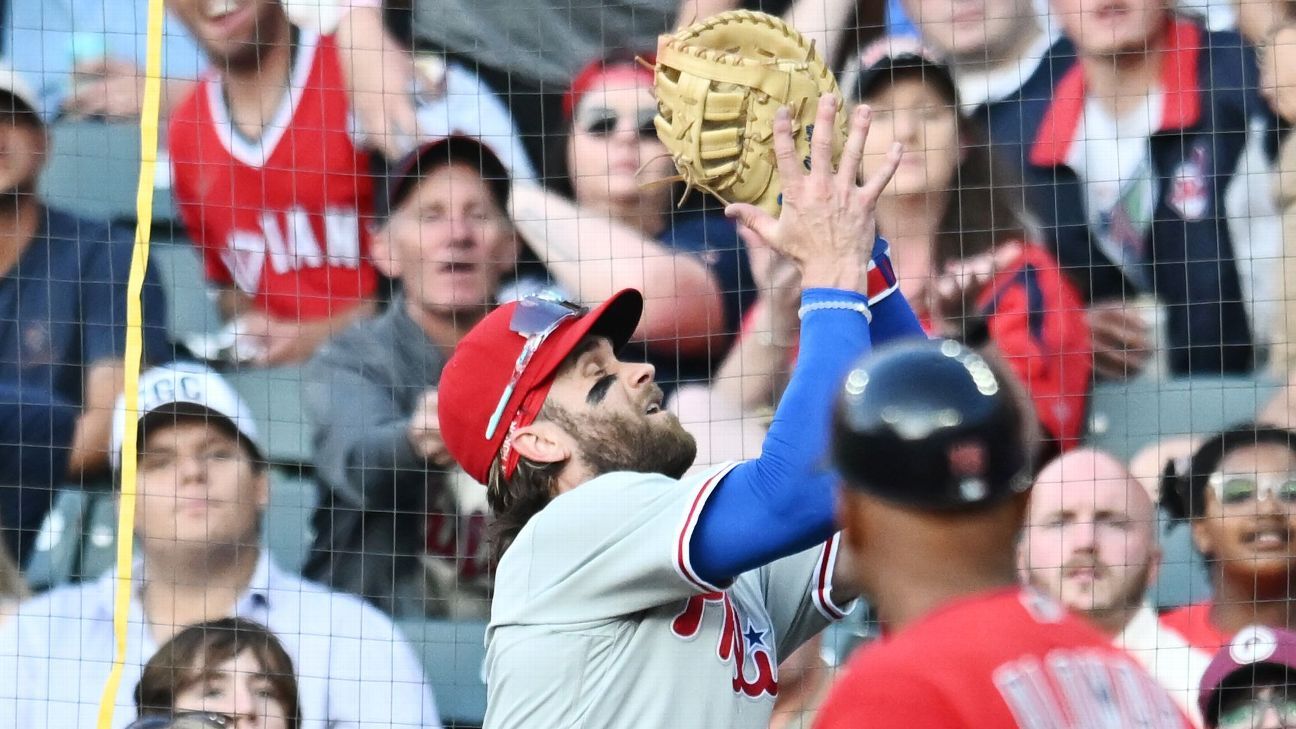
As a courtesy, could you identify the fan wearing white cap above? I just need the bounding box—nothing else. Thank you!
[0,362,441,728]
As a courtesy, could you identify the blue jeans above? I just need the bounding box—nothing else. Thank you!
[0,382,78,565]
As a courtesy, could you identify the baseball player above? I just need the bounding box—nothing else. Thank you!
[816,338,1192,728]
[435,95,922,728]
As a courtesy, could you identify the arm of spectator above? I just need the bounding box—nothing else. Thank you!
[676,0,741,27]
[334,2,421,160]
[252,302,377,367]
[61,57,196,122]
[509,180,728,355]
[709,242,801,412]
[302,346,435,511]
[1261,22,1296,123]
[1087,300,1153,381]
[64,359,124,480]
[782,0,856,76]
[1236,0,1290,46]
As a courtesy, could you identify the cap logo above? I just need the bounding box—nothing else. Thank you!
[1230,626,1278,666]
[143,374,205,411]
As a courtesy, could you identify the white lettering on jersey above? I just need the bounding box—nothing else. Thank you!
[994,649,1182,728]
[222,207,362,292]
[223,230,267,294]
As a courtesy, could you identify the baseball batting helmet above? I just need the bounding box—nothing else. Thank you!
[832,338,1031,510]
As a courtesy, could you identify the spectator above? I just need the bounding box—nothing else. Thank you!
[0,63,170,564]
[168,0,385,367]
[1197,624,1296,729]
[1265,19,1296,372]
[1022,447,1212,723]
[135,617,299,729]
[863,0,1067,121]
[302,136,521,617]
[5,0,428,160]
[0,362,440,728]
[1160,425,1296,653]
[850,40,1092,451]
[1026,0,1280,378]
[509,53,754,389]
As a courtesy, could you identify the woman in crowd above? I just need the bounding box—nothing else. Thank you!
[508,52,755,387]
[1160,425,1296,652]
[133,618,300,729]
[853,38,1092,452]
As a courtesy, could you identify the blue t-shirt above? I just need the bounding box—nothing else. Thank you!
[637,207,755,387]
[0,206,170,406]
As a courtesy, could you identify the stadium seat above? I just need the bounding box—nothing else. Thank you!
[1085,375,1281,462]
[23,490,90,590]
[223,367,313,467]
[264,472,319,573]
[40,121,177,223]
[148,240,222,341]
[398,618,488,728]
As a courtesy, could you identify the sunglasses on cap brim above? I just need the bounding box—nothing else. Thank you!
[484,295,589,440]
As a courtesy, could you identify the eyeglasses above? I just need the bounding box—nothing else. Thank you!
[483,295,587,440]
[574,105,658,139]
[1209,473,1296,507]
[125,712,233,729]
[1218,695,1296,728]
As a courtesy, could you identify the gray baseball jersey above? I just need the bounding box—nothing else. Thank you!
[483,463,853,729]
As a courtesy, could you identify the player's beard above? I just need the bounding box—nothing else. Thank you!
[552,404,697,480]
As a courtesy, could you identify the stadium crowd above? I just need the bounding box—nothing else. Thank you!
[0,0,1292,725]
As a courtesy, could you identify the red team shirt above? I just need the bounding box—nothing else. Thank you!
[169,30,378,321]
[1159,601,1230,653]
[814,588,1191,729]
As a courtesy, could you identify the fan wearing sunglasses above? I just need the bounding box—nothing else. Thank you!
[507,51,757,389]
[436,93,926,728]
[1161,425,1296,653]
[132,617,300,729]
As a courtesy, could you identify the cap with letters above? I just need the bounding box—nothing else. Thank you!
[111,361,264,469]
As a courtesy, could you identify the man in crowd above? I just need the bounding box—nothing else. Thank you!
[1026,0,1279,378]
[0,362,440,728]
[0,64,170,564]
[886,0,1069,120]
[1022,447,1212,723]
[817,340,1189,727]
[167,0,382,366]
[303,135,526,617]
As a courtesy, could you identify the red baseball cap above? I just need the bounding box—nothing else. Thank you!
[439,289,644,484]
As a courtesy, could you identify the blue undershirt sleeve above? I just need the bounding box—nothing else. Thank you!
[689,287,872,585]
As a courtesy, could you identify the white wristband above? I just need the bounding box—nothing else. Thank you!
[798,300,872,323]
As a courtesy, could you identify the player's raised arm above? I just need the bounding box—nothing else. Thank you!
[687,95,904,586]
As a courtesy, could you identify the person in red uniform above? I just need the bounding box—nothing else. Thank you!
[818,338,1191,728]
[168,0,380,366]
[1159,425,1296,654]
[850,37,1092,453]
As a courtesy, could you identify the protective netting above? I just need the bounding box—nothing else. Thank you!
[0,0,1291,727]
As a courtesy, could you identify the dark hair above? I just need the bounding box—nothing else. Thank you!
[933,119,1031,267]
[855,65,1031,267]
[486,401,566,554]
[135,618,300,729]
[1161,424,1296,521]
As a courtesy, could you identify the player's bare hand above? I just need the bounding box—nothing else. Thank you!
[723,96,902,290]
[408,388,455,467]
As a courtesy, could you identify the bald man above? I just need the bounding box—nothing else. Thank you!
[1022,448,1211,725]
